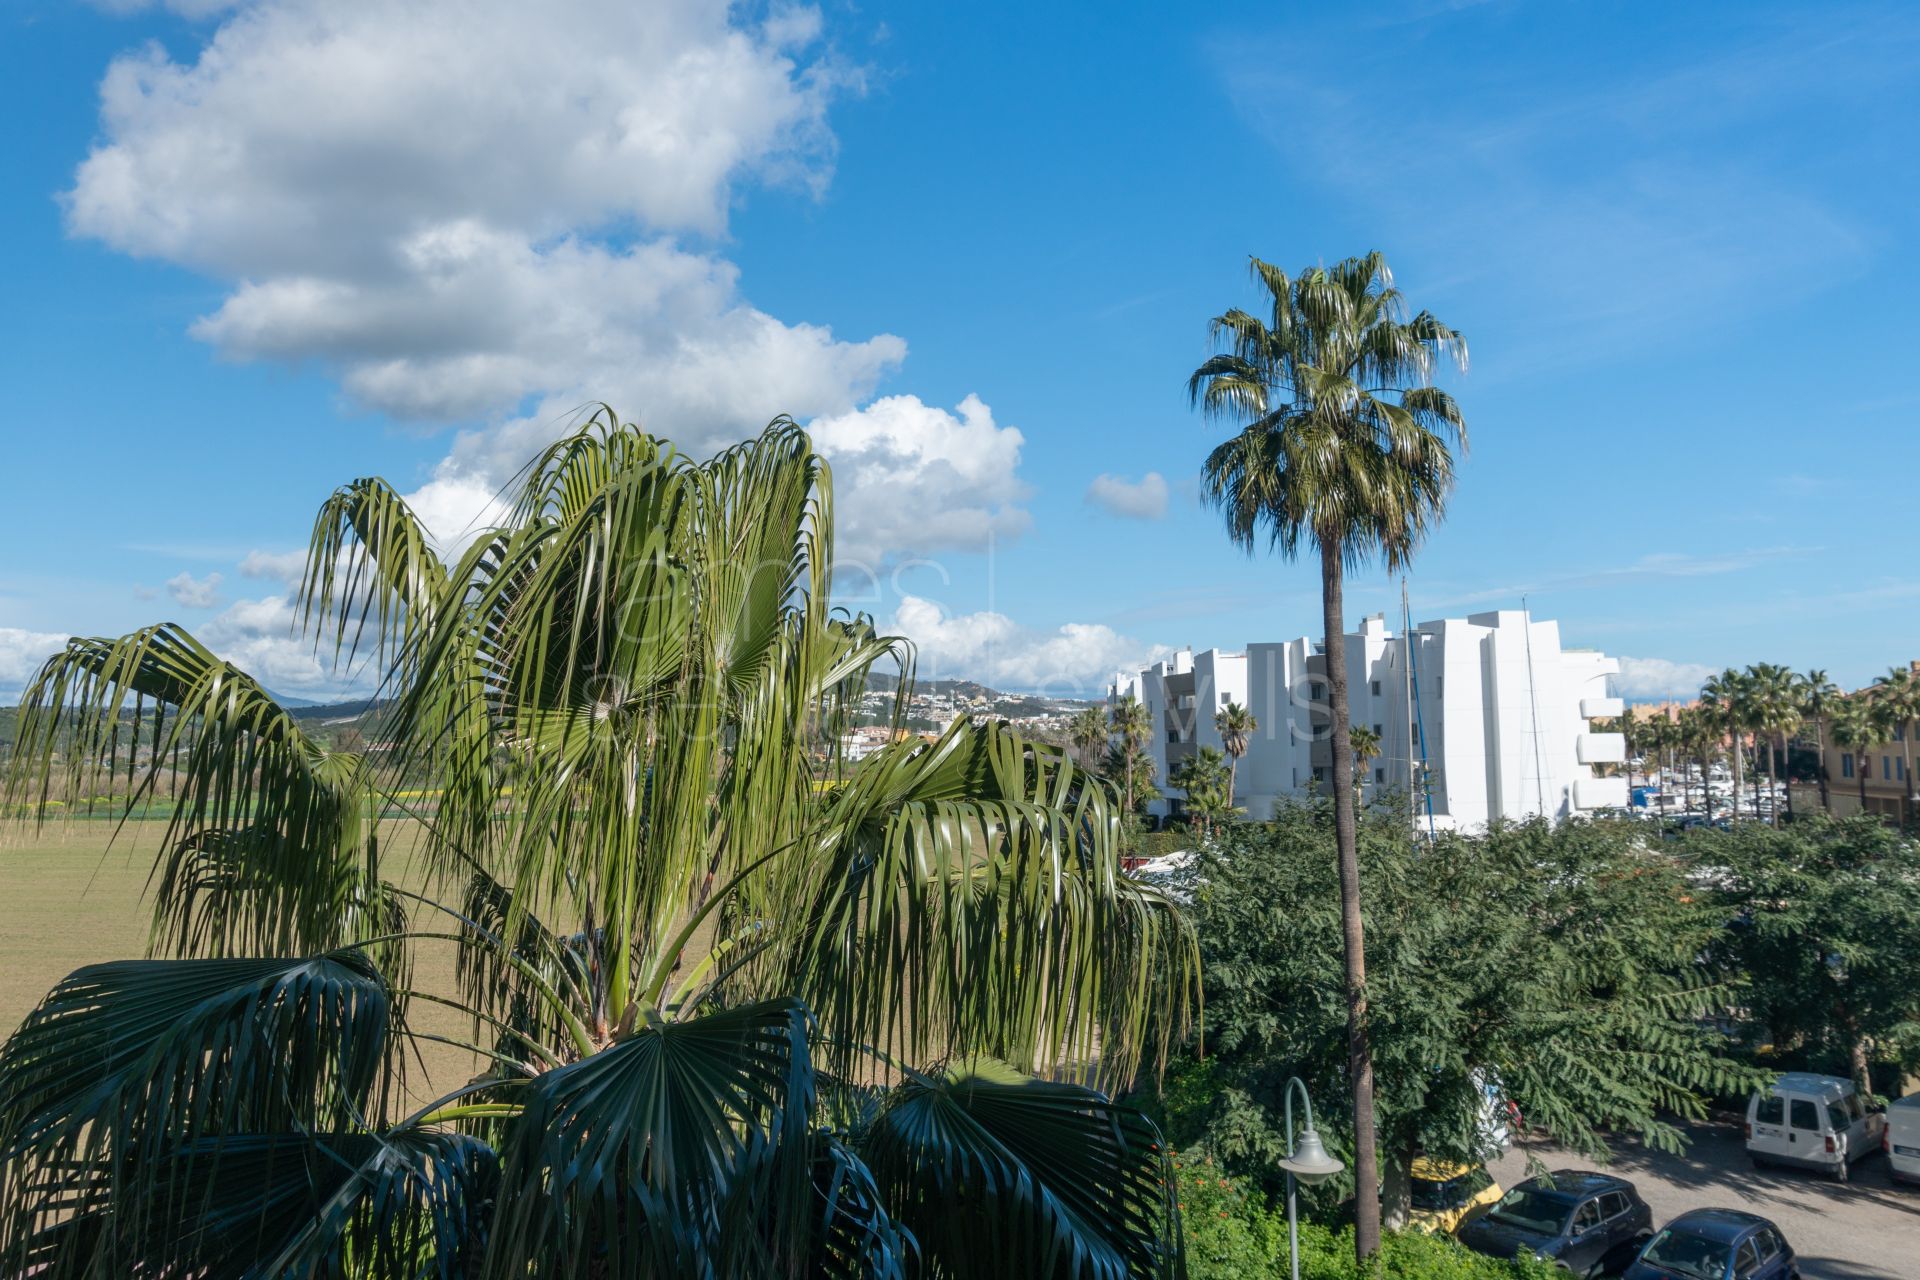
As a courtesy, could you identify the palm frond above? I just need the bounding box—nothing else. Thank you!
[484,997,817,1278]
[860,1058,1180,1280]
[0,952,393,1273]
[5,625,386,961]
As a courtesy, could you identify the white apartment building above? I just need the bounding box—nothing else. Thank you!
[1110,610,1627,832]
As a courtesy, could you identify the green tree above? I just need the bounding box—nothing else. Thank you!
[1678,706,1723,818]
[1746,663,1800,827]
[1829,695,1878,814]
[1188,252,1467,1260]
[1701,669,1752,821]
[1799,670,1839,813]
[1347,724,1382,798]
[1214,699,1257,813]
[1871,666,1918,829]
[1697,816,1920,1096]
[1159,802,1758,1229]
[1170,746,1233,837]
[0,413,1196,1276]
[1071,703,1111,773]
[1111,693,1155,816]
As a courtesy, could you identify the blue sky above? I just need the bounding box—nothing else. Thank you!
[3,0,1917,701]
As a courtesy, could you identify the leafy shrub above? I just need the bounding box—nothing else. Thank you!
[1173,1150,1554,1280]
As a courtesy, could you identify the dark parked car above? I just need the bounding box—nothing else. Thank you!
[1624,1209,1798,1280]
[1456,1169,1652,1275]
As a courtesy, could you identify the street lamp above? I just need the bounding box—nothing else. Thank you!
[1279,1076,1345,1280]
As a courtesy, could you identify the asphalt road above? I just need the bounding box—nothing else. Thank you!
[1487,1115,1918,1279]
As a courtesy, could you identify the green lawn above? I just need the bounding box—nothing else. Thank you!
[0,819,485,1105]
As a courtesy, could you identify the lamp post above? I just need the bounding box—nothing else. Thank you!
[1279,1076,1345,1280]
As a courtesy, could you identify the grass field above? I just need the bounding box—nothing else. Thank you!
[0,819,486,1106]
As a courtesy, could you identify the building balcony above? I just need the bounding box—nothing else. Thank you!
[1580,697,1625,719]
[1577,732,1626,764]
[1574,777,1629,809]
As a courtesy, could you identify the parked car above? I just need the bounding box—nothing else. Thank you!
[1745,1072,1885,1181]
[1456,1169,1652,1276]
[1625,1208,1797,1280]
[1887,1090,1920,1185]
[1407,1158,1501,1235]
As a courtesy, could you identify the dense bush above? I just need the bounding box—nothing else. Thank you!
[1153,801,1760,1216]
[1173,1151,1554,1279]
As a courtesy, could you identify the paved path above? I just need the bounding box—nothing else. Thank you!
[1487,1116,1917,1279]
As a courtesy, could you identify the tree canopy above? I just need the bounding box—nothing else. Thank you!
[1154,803,1760,1223]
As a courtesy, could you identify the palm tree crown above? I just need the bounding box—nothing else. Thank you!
[0,412,1196,1277]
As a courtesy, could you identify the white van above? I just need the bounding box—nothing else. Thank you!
[1887,1092,1920,1185]
[1746,1073,1885,1182]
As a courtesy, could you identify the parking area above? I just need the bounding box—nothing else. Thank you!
[1487,1114,1917,1279]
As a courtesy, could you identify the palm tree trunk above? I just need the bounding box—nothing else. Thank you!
[1903,726,1915,832]
[1859,752,1869,812]
[1227,756,1238,811]
[1320,539,1380,1260]
[1729,726,1742,821]
[1815,716,1831,813]
[1767,737,1780,828]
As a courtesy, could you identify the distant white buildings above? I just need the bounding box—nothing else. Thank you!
[1110,610,1628,832]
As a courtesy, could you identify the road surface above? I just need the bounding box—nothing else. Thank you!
[1487,1115,1917,1279]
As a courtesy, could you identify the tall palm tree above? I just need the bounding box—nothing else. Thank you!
[1799,669,1839,813]
[1189,251,1466,1258]
[0,413,1196,1277]
[1348,723,1383,797]
[1070,703,1110,773]
[1214,699,1256,812]
[1110,693,1153,815]
[1700,670,1749,822]
[1829,695,1878,815]
[1746,663,1800,827]
[1678,706,1721,818]
[1871,666,1919,830]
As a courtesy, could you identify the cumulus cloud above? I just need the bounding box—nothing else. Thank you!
[196,594,370,698]
[67,0,1045,581]
[807,395,1030,565]
[66,0,897,438]
[888,595,1168,697]
[1084,472,1168,520]
[166,570,224,608]
[1615,656,1717,700]
[0,629,70,697]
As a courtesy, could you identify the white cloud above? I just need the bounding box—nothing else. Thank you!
[66,0,1034,577]
[66,0,902,446]
[197,594,369,698]
[888,595,1168,697]
[238,548,308,588]
[166,570,224,608]
[191,226,905,436]
[1614,655,1716,700]
[0,629,70,697]
[70,0,841,268]
[1084,471,1168,520]
[806,395,1030,565]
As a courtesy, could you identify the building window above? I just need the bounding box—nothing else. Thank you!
[1897,724,1908,742]
[1167,730,1178,744]
[1372,723,1383,737]
[1413,724,1422,746]
[1843,754,1854,779]
[1374,767,1386,783]
[1885,756,1894,781]
[1370,680,1381,696]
